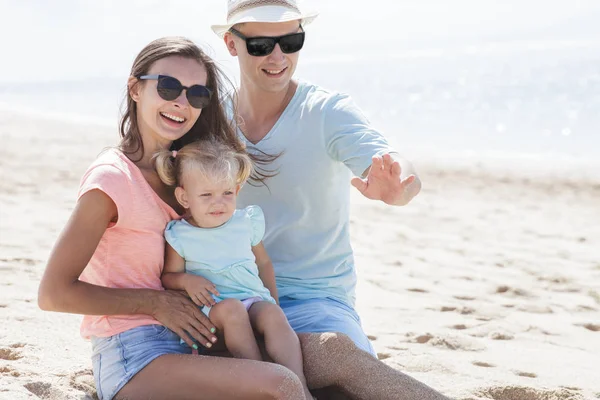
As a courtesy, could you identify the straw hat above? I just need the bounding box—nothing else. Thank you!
[211,0,319,38]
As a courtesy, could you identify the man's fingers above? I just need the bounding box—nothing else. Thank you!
[401,174,416,187]
[391,161,402,177]
[382,154,393,171]
[372,156,383,170]
[351,177,368,192]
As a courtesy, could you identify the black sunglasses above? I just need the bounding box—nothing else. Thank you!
[137,74,212,109]
[229,27,305,57]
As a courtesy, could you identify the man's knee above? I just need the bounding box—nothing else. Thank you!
[299,332,356,362]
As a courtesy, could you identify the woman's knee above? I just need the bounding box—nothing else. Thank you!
[260,363,304,399]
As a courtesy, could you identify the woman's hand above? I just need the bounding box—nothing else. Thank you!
[183,275,220,308]
[151,290,218,350]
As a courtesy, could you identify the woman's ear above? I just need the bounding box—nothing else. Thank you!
[128,76,141,102]
[174,186,189,208]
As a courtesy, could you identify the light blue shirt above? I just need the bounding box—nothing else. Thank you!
[234,81,395,307]
[164,206,275,305]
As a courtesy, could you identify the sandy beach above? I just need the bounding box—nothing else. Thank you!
[1,110,599,399]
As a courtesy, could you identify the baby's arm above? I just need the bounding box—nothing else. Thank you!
[252,242,279,304]
[162,244,219,307]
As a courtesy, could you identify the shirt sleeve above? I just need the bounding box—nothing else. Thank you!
[164,220,185,258]
[246,205,266,246]
[323,93,395,177]
[77,163,133,228]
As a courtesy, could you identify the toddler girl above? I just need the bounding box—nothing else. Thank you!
[155,138,313,400]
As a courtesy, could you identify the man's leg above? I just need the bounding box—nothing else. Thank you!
[299,332,451,400]
[280,297,375,355]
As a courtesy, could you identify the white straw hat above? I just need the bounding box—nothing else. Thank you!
[211,0,319,38]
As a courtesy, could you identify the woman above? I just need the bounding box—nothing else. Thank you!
[38,36,309,400]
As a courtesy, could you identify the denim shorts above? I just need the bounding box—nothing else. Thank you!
[91,325,192,400]
[279,297,376,356]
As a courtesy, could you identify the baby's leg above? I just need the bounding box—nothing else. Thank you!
[209,298,262,361]
[249,301,313,400]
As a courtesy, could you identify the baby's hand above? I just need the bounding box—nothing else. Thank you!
[183,275,220,308]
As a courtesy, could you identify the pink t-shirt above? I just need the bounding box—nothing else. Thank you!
[77,149,179,339]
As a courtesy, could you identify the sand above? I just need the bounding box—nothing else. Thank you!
[1,110,599,399]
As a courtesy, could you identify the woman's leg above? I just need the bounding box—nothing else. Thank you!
[115,353,304,400]
[249,302,313,400]
[210,298,262,360]
[299,332,451,400]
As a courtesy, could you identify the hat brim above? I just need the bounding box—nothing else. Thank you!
[211,6,319,38]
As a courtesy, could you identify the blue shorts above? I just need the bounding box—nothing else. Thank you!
[91,325,191,400]
[279,297,375,356]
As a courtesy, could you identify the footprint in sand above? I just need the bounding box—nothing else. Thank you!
[0,347,23,361]
[476,386,584,400]
[496,285,531,297]
[411,333,485,351]
[407,288,428,293]
[69,369,97,397]
[388,345,408,351]
[440,306,457,312]
[514,371,537,378]
[0,366,20,377]
[377,352,392,360]
[472,361,495,368]
[575,323,600,332]
[560,386,582,391]
[367,335,377,341]
[449,324,468,330]
[489,332,514,340]
[454,295,476,301]
[439,306,476,315]
[574,305,597,312]
[516,304,554,314]
[23,382,64,398]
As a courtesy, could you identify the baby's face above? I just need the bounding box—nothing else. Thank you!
[178,174,239,228]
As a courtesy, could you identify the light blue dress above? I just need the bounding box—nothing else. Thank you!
[164,205,276,316]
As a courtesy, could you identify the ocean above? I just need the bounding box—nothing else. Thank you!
[1,0,599,161]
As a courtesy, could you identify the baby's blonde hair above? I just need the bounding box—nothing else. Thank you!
[154,139,253,188]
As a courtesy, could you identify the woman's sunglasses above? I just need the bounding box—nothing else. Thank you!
[137,75,212,109]
[228,28,305,57]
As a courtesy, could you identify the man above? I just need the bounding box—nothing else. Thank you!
[212,1,447,399]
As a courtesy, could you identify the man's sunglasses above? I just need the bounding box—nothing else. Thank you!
[228,28,305,57]
[137,75,212,109]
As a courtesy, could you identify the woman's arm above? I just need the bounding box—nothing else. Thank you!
[252,242,279,304]
[38,189,217,347]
